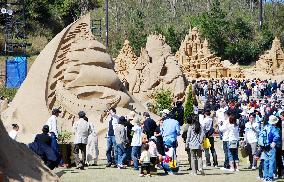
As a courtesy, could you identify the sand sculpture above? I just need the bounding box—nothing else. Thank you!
[0,120,58,182]
[255,37,284,75]
[175,27,244,79]
[1,13,149,143]
[114,34,186,104]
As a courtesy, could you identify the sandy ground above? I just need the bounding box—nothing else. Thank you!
[54,139,269,182]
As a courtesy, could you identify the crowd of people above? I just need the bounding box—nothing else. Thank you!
[7,78,284,181]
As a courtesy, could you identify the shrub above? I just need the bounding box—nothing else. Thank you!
[153,89,173,116]
[0,86,18,101]
[58,130,72,144]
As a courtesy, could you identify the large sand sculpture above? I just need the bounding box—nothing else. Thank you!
[114,34,186,105]
[1,13,149,143]
[175,27,244,79]
[0,120,58,182]
[254,37,284,76]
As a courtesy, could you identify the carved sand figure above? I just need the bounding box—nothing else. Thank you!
[176,27,244,79]
[115,34,186,104]
[255,37,284,75]
[1,13,149,143]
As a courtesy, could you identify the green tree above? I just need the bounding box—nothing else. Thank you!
[184,85,194,121]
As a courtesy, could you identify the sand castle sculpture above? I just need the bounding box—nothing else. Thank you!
[0,120,58,182]
[175,27,244,79]
[1,13,149,143]
[114,34,186,104]
[254,37,284,75]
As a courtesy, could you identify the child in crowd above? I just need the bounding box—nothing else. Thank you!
[139,144,151,177]
[160,146,178,175]
[149,136,158,173]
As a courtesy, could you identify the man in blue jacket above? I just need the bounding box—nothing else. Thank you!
[260,115,280,182]
[161,109,180,148]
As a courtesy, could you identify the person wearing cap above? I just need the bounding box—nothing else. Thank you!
[161,109,180,148]
[131,117,142,170]
[143,112,157,140]
[259,115,280,181]
[46,108,61,138]
[73,111,92,170]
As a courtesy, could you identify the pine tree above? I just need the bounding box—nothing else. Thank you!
[184,84,194,122]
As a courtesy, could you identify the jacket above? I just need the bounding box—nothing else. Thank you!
[114,124,127,145]
[73,118,91,144]
[186,125,205,150]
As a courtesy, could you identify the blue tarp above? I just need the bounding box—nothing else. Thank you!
[5,57,27,88]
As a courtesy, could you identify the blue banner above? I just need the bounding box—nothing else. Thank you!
[5,57,27,88]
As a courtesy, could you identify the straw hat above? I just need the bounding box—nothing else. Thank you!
[268,115,278,125]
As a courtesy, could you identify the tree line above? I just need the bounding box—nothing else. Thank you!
[0,0,283,65]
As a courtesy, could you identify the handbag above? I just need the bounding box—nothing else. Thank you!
[229,140,238,149]
[202,138,211,149]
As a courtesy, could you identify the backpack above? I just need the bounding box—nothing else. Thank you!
[258,127,270,147]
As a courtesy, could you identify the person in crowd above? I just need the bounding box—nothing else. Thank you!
[218,111,231,170]
[139,143,151,177]
[244,113,259,170]
[148,136,158,172]
[274,113,283,179]
[124,111,135,165]
[227,115,240,172]
[86,117,99,166]
[46,108,61,138]
[9,124,19,141]
[171,101,184,126]
[115,116,128,169]
[201,110,218,167]
[258,115,280,181]
[154,119,164,156]
[182,116,193,170]
[31,125,60,170]
[73,111,91,170]
[160,146,178,175]
[143,112,157,139]
[35,125,52,146]
[131,117,143,170]
[106,107,119,167]
[161,109,180,149]
[186,114,205,175]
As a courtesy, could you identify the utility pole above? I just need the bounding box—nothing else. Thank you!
[105,0,109,49]
[258,0,263,31]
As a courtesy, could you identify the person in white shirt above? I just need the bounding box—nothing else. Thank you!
[201,110,218,167]
[227,115,240,172]
[8,124,19,141]
[73,111,92,170]
[131,117,142,170]
[244,113,259,169]
[46,108,61,137]
[218,111,230,170]
[86,118,99,166]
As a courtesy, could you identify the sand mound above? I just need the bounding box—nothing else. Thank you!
[0,120,58,182]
